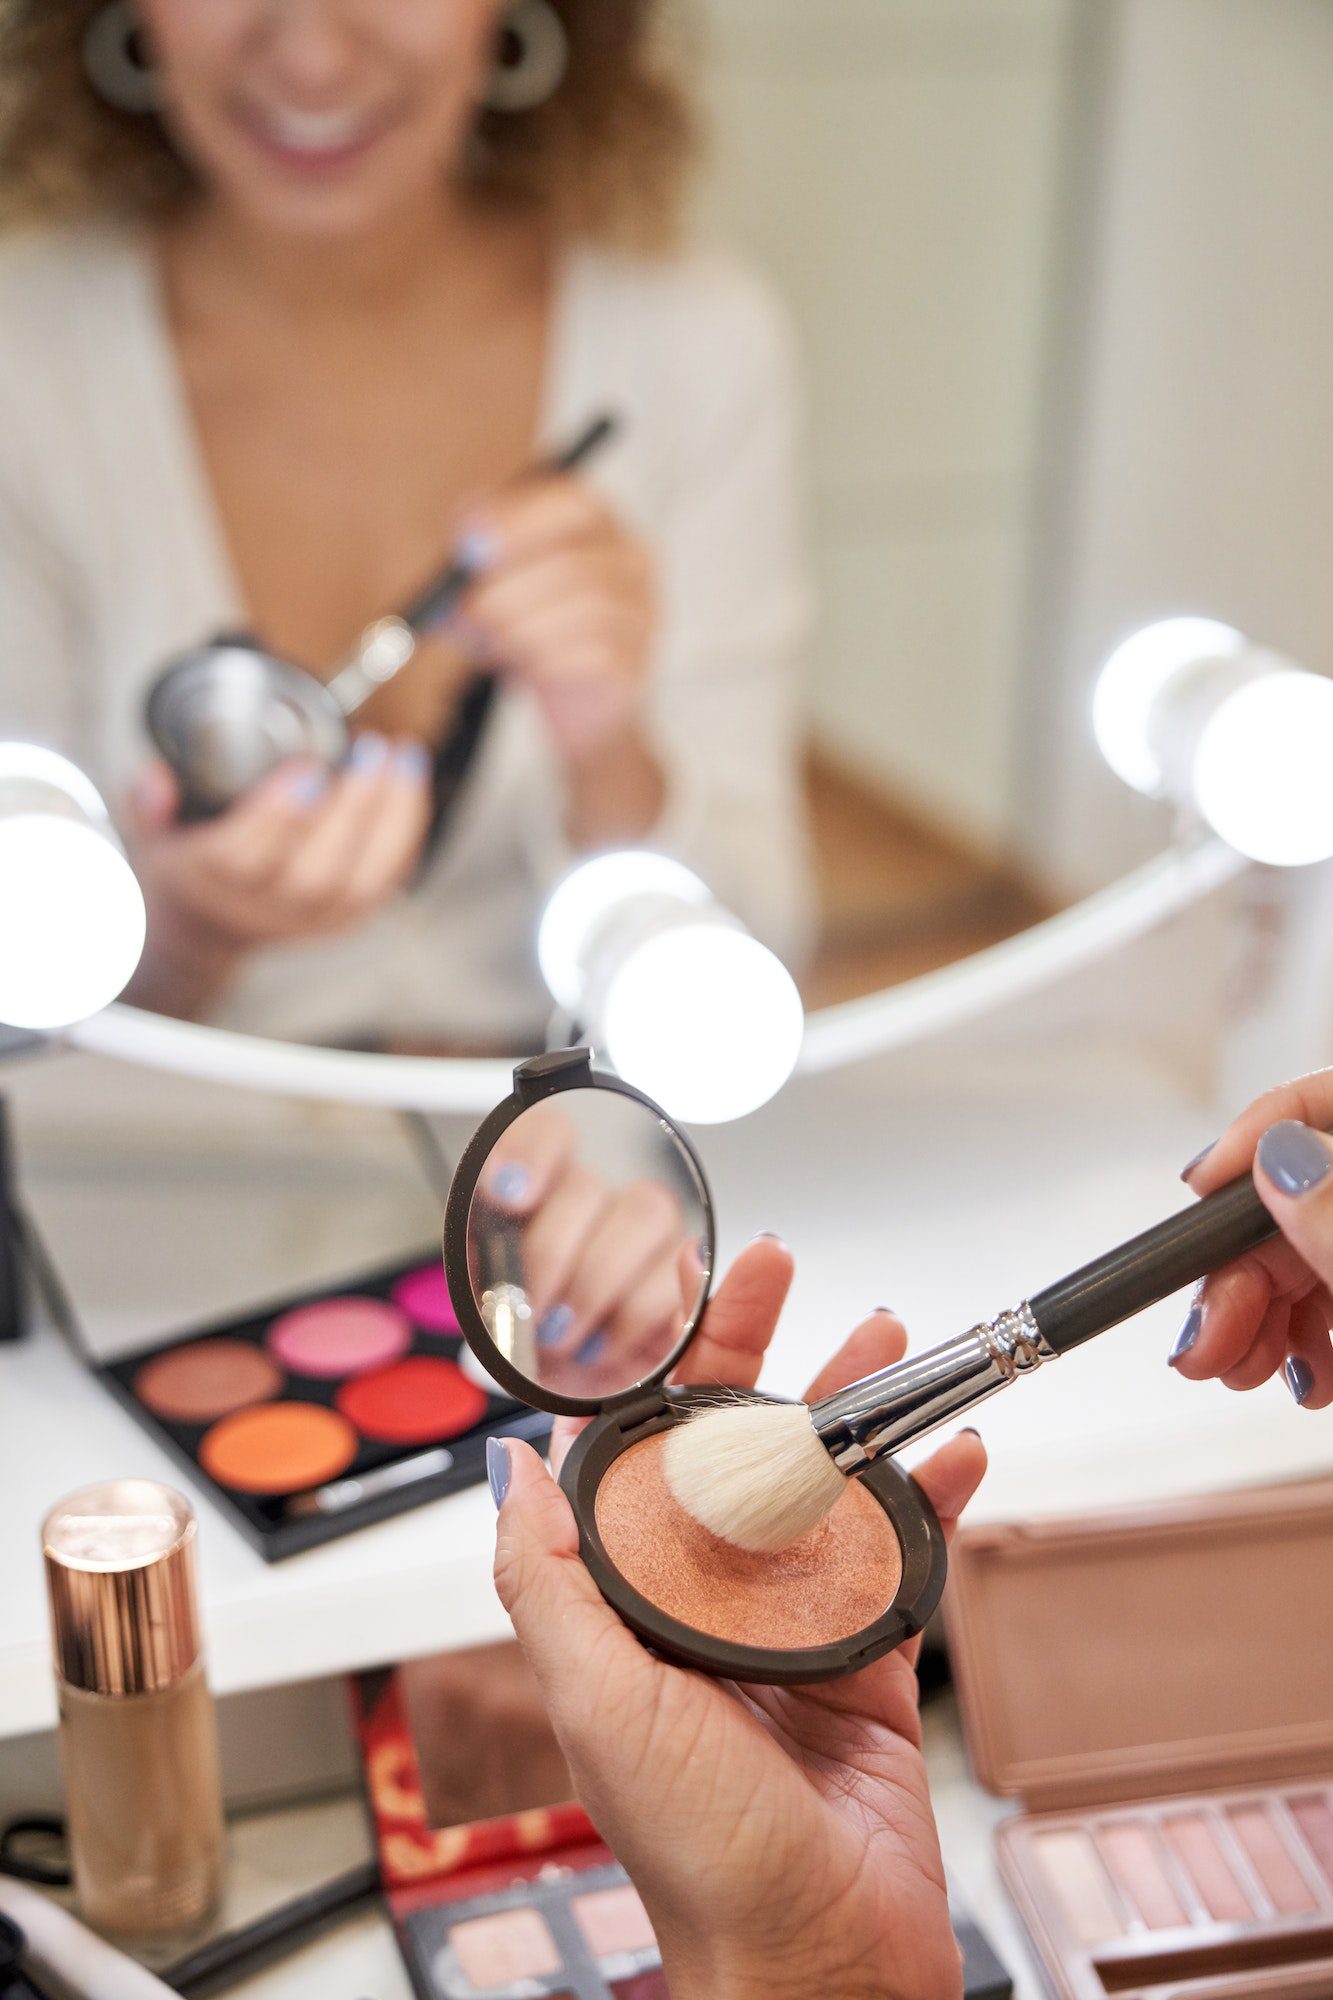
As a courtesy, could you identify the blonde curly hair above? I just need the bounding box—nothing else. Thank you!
[0,0,697,244]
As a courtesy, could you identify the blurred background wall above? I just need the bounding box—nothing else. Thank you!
[697,0,1333,905]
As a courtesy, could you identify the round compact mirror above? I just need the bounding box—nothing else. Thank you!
[444,1051,947,1687]
[145,640,350,820]
[445,1049,713,1415]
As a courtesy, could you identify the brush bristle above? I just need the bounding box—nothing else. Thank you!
[661,1402,847,1553]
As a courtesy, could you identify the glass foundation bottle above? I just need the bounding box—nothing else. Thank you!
[43,1479,225,1940]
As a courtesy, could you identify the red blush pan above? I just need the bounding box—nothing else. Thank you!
[337,1356,488,1446]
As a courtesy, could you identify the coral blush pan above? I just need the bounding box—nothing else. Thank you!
[200,1403,357,1495]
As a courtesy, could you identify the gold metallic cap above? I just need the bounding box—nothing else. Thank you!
[42,1480,202,1697]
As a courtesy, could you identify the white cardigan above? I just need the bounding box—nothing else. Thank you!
[0,227,812,1046]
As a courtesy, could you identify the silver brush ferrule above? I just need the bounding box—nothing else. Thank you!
[812,1301,1055,1472]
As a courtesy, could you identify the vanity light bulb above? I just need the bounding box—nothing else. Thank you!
[1193,671,1333,867]
[602,922,804,1125]
[1093,617,1246,796]
[537,850,710,1010]
[0,746,146,1029]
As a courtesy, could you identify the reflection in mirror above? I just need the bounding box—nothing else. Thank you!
[465,1090,710,1406]
[5,6,1329,1049]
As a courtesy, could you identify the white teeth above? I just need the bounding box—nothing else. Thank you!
[260,108,369,153]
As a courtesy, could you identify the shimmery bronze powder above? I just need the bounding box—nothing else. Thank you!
[594,1430,904,1651]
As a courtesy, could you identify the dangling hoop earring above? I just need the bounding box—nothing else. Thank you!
[82,0,159,114]
[482,0,569,114]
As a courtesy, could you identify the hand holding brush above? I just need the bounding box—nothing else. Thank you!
[664,1091,1333,1555]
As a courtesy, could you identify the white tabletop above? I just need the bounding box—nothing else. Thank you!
[4,1009,1332,1739]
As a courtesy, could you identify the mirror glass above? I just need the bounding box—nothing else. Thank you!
[463,1087,711,1405]
[3,5,1326,1050]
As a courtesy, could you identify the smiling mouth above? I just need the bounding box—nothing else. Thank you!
[239,104,393,170]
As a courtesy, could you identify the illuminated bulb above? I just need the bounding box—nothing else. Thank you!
[1194,672,1333,867]
[538,851,804,1122]
[0,745,146,1029]
[602,923,805,1125]
[1093,621,1333,869]
[1093,617,1245,796]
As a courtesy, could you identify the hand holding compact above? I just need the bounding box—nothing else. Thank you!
[1173,1068,1333,1407]
[124,736,432,1010]
[491,1249,987,2000]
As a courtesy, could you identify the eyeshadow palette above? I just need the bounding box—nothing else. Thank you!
[945,1479,1333,2000]
[999,1780,1333,1998]
[95,1250,548,1559]
[352,1667,666,2000]
[401,1860,664,2000]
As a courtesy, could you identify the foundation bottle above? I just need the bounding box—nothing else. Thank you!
[42,1479,225,1940]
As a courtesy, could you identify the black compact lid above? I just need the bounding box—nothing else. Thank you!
[443,1050,717,1419]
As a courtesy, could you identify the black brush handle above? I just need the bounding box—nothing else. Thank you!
[397,412,619,633]
[1030,1167,1280,1354]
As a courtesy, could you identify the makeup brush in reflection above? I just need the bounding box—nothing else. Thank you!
[664,1160,1291,1553]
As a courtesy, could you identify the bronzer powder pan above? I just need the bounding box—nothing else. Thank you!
[55,1249,552,1561]
[444,1052,946,1685]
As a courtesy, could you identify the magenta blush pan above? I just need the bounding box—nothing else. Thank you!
[392,1263,461,1335]
[267,1297,411,1378]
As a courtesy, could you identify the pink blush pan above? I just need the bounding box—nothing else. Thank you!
[267,1297,411,1379]
[391,1262,460,1335]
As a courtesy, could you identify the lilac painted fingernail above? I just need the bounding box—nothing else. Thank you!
[575,1330,608,1364]
[488,1163,530,1203]
[1180,1140,1215,1182]
[349,732,388,774]
[486,1435,511,1507]
[1169,1301,1202,1366]
[1258,1121,1332,1198]
[537,1303,573,1349]
[1286,1356,1315,1405]
[287,765,328,807]
[456,527,499,572]
[393,739,431,783]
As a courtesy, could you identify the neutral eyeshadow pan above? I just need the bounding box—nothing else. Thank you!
[594,1431,903,1651]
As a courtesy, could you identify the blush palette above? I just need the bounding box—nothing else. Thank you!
[94,1251,548,1559]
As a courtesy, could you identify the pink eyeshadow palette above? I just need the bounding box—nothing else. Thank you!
[354,1669,665,2000]
[94,1250,548,1559]
[404,1862,664,2000]
[999,1779,1333,1998]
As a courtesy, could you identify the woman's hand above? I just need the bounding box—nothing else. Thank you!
[490,1238,987,2000]
[1173,1068,1333,1407]
[123,734,432,1015]
[455,474,665,846]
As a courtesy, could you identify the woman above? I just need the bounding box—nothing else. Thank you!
[0,0,810,1041]
[488,1079,1333,1997]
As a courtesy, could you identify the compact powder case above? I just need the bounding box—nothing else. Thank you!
[444,1050,946,1686]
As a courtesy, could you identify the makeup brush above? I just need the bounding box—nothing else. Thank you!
[664,1159,1289,1553]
